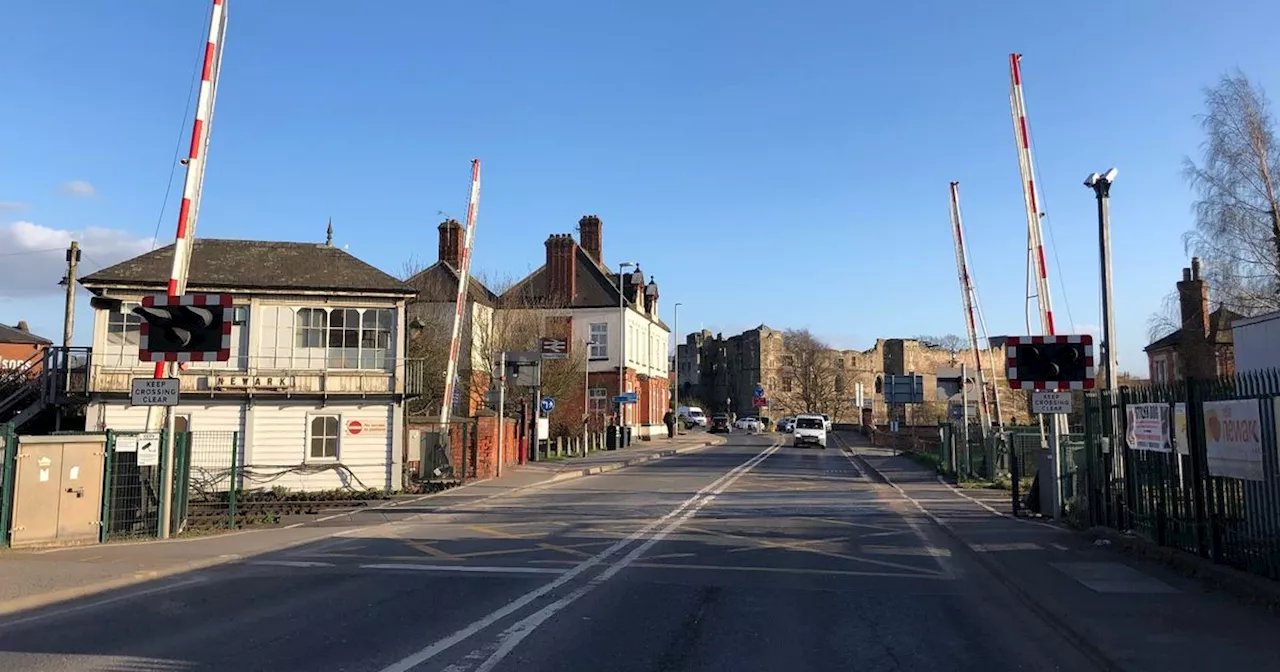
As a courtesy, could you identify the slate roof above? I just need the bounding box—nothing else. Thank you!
[405,262,498,307]
[79,239,415,296]
[1145,307,1243,352]
[501,246,670,330]
[0,323,52,345]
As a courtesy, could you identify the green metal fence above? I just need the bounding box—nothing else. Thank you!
[180,430,242,530]
[1081,372,1280,581]
[101,429,173,541]
[1,423,15,548]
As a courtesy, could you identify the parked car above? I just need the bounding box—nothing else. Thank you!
[777,417,795,433]
[734,416,761,432]
[793,414,827,449]
[709,414,733,433]
[820,413,833,431]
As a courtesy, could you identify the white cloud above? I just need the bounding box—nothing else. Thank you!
[0,201,29,212]
[58,180,97,198]
[0,221,154,299]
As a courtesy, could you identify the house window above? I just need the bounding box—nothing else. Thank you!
[782,378,793,392]
[590,323,608,359]
[309,415,340,460]
[588,387,608,413]
[103,302,141,365]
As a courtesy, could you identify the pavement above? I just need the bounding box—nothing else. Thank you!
[0,430,1273,671]
[843,435,1280,672]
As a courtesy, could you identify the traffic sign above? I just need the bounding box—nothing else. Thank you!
[752,396,766,408]
[130,378,180,406]
[1031,391,1074,415]
[883,374,925,404]
[540,396,556,413]
[539,337,568,360]
[135,293,232,362]
[754,384,765,398]
[1004,334,1096,391]
[614,392,638,404]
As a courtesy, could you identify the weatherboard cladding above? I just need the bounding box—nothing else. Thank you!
[79,239,415,295]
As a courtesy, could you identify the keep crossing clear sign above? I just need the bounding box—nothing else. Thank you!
[131,378,180,406]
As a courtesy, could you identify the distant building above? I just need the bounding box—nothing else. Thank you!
[678,328,1018,424]
[0,321,51,374]
[1144,258,1240,383]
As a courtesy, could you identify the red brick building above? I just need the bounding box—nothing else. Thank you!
[1145,258,1240,383]
[502,215,671,438]
[0,321,51,376]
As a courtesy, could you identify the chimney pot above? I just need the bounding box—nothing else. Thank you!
[17,320,30,332]
[1191,256,1202,280]
[1182,267,1191,282]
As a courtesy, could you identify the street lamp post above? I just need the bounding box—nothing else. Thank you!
[673,302,682,424]
[1085,168,1119,392]
[616,262,636,428]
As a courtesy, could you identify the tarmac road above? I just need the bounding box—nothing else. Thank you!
[0,433,1098,672]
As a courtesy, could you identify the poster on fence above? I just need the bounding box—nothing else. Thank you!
[1203,399,1264,481]
[1126,403,1172,452]
[1174,403,1190,456]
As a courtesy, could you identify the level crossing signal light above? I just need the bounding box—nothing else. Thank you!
[134,294,232,362]
[1003,335,1095,391]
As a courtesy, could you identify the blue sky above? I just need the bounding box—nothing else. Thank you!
[3,0,1279,375]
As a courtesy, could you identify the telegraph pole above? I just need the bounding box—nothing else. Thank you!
[62,241,80,349]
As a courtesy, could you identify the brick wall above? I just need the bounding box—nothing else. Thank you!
[446,415,520,481]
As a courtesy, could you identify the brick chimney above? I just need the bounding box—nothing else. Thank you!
[438,219,463,269]
[1177,257,1216,379]
[579,215,603,264]
[1177,257,1210,338]
[645,277,659,316]
[16,320,29,332]
[545,234,578,304]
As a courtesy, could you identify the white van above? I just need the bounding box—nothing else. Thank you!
[677,406,707,427]
[792,414,827,449]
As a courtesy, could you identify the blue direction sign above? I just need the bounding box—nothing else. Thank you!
[540,396,556,413]
[754,384,765,398]
[613,392,639,404]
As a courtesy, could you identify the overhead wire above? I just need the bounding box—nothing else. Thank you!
[150,4,213,250]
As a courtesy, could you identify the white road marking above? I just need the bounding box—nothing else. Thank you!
[833,434,956,580]
[244,560,335,568]
[377,440,781,672]
[453,444,783,672]
[359,564,565,575]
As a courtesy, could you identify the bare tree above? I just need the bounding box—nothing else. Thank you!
[917,334,968,362]
[776,329,842,417]
[1182,72,1280,317]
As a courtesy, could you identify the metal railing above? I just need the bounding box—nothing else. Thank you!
[0,423,15,547]
[1079,371,1280,582]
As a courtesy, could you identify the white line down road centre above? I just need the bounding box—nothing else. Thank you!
[379,440,783,672]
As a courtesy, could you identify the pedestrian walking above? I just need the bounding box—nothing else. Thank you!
[663,408,677,440]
